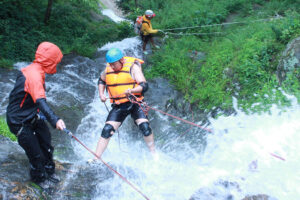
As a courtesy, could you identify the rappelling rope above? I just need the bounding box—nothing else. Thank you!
[126,94,286,161]
[160,16,283,37]
[63,128,150,200]
[163,31,223,36]
[162,16,283,32]
[178,104,196,138]
[127,94,212,133]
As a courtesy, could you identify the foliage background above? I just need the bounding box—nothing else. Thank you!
[0,117,16,141]
[0,0,132,67]
[1,0,300,119]
[0,0,133,140]
[118,0,300,114]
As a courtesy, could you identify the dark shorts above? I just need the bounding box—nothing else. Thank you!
[141,34,153,43]
[106,102,148,123]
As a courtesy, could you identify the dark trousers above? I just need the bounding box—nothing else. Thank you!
[8,120,55,183]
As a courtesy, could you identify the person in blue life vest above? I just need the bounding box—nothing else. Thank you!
[6,42,67,184]
[140,10,160,54]
[95,48,156,159]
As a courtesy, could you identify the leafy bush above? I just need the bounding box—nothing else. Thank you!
[0,117,16,141]
[0,58,13,69]
[134,0,300,113]
[0,0,130,63]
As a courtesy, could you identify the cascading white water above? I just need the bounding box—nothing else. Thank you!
[67,35,300,199]
[68,8,300,200]
[203,95,300,200]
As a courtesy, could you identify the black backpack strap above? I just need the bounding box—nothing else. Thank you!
[142,21,150,27]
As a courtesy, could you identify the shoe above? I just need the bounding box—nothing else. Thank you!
[33,178,52,190]
[30,169,47,184]
[47,173,60,183]
[143,51,148,55]
[154,45,160,49]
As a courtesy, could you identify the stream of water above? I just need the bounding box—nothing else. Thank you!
[0,7,299,200]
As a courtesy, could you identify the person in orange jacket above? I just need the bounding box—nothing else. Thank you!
[140,10,160,54]
[95,48,156,159]
[6,42,67,184]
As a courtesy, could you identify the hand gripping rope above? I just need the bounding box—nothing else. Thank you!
[62,128,150,200]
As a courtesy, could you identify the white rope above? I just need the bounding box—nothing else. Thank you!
[164,31,223,36]
[162,16,283,31]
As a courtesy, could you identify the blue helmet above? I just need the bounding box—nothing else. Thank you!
[106,48,123,63]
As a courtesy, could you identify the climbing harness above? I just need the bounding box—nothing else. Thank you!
[127,94,150,116]
[63,128,150,200]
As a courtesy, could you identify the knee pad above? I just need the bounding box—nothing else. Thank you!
[101,124,115,139]
[139,122,152,137]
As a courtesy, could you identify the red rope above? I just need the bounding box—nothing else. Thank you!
[67,132,150,200]
[126,95,287,161]
[128,94,212,133]
[269,152,286,161]
[150,106,212,132]
[179,105,195,138]
[108,94,286,162]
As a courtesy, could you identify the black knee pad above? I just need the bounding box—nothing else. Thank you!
[139,122,152,137]
[101,124,115,139]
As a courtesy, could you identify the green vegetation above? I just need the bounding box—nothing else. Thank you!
[29,182,49,200]
[0,0,132,67]
[1,0,300,115]
[0,117,16,141]
[0,58,13,69]
[118,0,300,114]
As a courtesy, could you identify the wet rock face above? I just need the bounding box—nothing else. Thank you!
[241,194,273,200]
[189,180,241,200]
[277,36,300,84]
[189,179,277,200]
[0,68,18,115]
[0,135,67,199]
[0,133,114,200]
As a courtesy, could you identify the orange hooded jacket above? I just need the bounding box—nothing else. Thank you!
[6,42,63,127]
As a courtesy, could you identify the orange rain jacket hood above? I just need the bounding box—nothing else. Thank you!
[6,42,63,126]
[33,42,63,74]
[21,42,63,103]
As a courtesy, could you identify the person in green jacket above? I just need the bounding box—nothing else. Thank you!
[140,10,160,54]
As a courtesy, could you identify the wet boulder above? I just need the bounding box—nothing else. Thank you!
[276,36,300,84]
[0,135,73,199]
[189,180,240,200]
[242,194,276,200]
[189,179,277,200]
